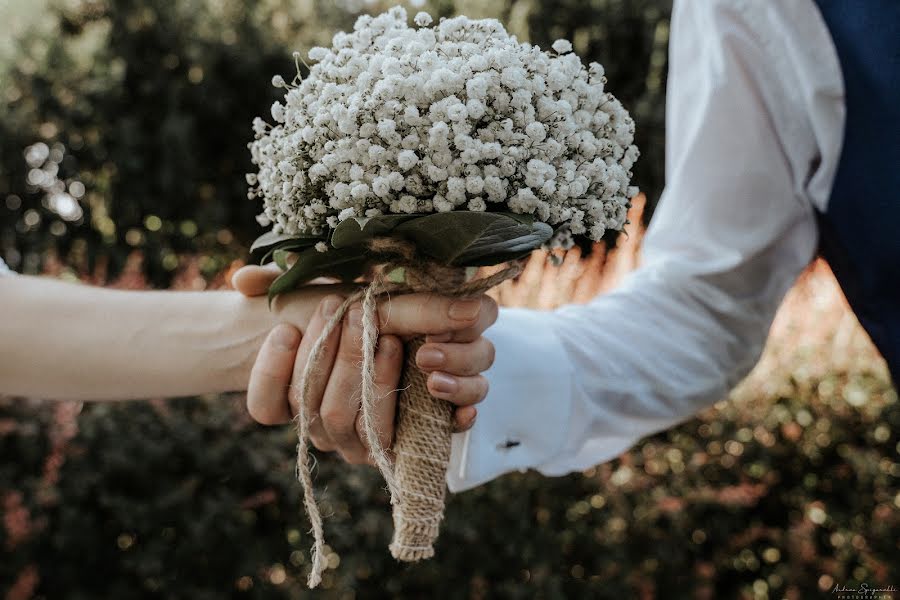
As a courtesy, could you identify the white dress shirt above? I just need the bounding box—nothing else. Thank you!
[447,0,846,492]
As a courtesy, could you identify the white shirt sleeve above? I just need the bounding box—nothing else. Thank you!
[447,0,844,492]
[0,257,11,276]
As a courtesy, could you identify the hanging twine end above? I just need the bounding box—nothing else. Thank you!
[306,541,327,588]
[292,239,525,582]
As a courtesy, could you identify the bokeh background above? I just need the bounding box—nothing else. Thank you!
[1,1,897,599]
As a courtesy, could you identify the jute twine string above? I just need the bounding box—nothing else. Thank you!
[292,238,523,588]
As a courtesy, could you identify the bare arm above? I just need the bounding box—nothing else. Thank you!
[0,274,338,401]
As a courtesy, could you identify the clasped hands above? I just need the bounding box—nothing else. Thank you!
[232,264,497,465]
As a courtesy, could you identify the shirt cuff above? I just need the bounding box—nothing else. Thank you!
[446,307,574,492]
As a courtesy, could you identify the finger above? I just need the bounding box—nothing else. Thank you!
[415,337,495,376]
[425,295,498,344]
[295,295,346,452]
[427,373,489,407]
[354,334,403,459]
[320,305,369,464]
[453,406,478,432]
[246,324,301,425]
[375,294,494,337]
[231,263,282,297]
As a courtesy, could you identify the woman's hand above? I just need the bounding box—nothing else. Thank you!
[232,264,497,465]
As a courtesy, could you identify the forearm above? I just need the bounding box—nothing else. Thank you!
[448,260,801,492]
[0,275,337,400]
[448,4,826,489]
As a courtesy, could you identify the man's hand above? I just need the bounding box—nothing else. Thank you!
[232,264,497,465]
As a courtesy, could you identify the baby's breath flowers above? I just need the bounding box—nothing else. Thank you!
[248,9,640,586]
[248,6,638,245]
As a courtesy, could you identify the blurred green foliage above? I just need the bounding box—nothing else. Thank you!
[0,0,669,285]
[2,372,897,598]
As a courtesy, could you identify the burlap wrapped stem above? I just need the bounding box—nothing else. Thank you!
[255,211,552,587]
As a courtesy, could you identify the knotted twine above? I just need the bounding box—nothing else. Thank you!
[292,238,523,588]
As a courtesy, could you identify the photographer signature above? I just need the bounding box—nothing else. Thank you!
[832,582,897,599]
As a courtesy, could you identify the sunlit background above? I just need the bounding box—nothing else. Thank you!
[1,1,897,599]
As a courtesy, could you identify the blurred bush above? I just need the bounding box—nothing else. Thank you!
[2,354,897,598]
[0,0,669,285]
[3,194,898,599]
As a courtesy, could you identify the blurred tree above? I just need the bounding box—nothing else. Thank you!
[0,0,360,284]
[0,0,669,284]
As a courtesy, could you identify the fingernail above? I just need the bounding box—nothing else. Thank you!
[347,307,363,331]
[321,296,343,317]
[448,298,481,321]
[454,406,477,431]
[417,347,445,369]
[378,336,400,358]
[430,372,458,394]
[272,324,300,351]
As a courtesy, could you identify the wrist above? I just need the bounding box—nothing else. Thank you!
[221,283,356,392]
[220,292,276,392]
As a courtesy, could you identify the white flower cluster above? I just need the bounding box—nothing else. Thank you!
[249,6,638,242]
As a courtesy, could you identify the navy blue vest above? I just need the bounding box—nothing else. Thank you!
[813,0,900,382]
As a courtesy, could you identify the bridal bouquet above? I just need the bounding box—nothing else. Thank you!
[248,6,637,587]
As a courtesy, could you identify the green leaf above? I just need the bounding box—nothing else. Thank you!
[385,267,406,283]
[250,230,322,254]
[330,214,420,249]
[503,213,542,226]
[259,240,315,265]
[392,212,552,266]
[266,212,550,302]
[267,246,369,302]
[272,248,292,270]
[330,211,551,267]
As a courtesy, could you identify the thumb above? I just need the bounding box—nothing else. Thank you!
[232,263,282,297]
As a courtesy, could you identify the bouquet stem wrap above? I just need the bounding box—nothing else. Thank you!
[294,238,522,587]
[388,335,452,562]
